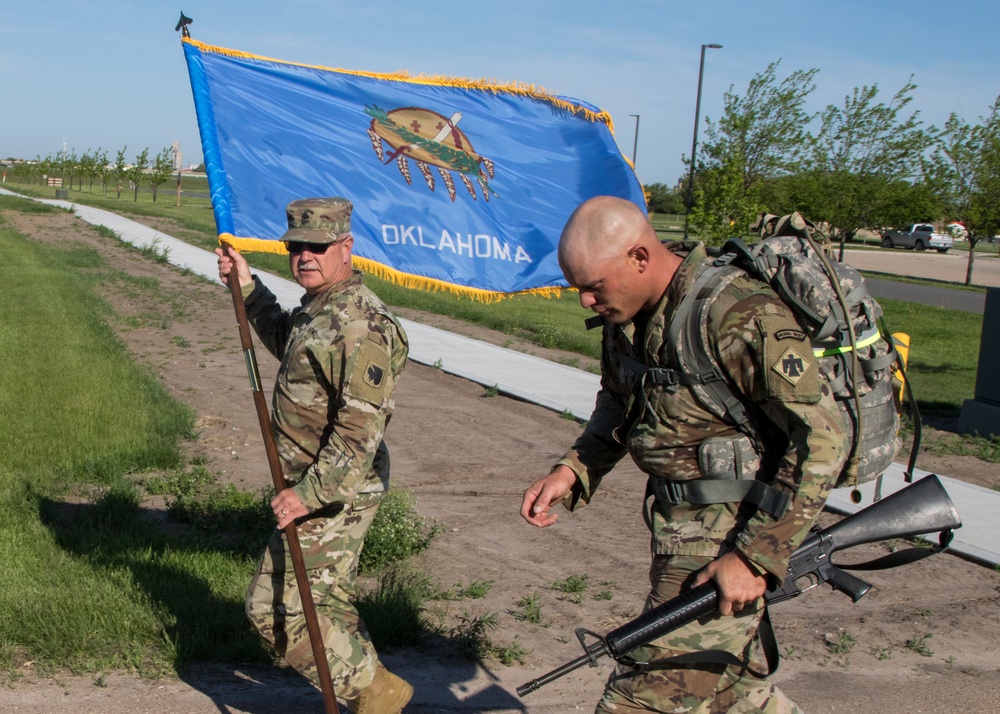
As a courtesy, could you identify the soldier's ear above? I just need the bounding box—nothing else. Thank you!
[628,244,650,273]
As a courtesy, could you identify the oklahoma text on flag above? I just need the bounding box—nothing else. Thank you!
[181,37,645,300]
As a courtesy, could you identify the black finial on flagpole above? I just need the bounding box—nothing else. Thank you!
[175,12,193,38]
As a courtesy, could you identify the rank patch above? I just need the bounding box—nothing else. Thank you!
[773,346,811,385]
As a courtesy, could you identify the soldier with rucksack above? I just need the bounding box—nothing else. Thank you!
[521,196,863,713]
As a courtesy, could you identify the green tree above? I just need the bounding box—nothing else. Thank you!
[51,149,69,187]
[94,149,109,195]
[148,147,174,203]
[692,61,818,243]
[688,151,760,243]
[113,147,128,199]
[925,98,1000,284]
[127,148,149,202]
[12,162,31,183]
[644,182,685,214]
[806,78,932,256]
[78,148,106,193]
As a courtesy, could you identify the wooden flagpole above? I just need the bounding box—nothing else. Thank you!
[222,243,339,714]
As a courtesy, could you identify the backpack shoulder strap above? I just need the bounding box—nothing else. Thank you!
[664,258,755,434]
[645,257,790,518]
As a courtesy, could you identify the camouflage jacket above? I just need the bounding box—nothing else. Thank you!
[556,243,847,580]
[242,271,409,512]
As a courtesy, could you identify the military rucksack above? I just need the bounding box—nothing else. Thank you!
[651,212,903,508]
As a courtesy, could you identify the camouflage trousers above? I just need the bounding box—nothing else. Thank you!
[595,554,802,714]
[246,494,383,701]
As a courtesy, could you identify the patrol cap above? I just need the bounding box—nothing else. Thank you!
[280,197,353,245]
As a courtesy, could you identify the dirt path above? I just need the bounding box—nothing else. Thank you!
[3,210,999,713]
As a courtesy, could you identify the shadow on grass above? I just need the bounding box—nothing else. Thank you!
[37,489,527,712]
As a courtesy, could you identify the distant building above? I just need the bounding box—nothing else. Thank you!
[171,141,183,172]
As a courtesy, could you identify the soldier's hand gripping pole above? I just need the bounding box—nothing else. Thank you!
[518,475,961,697]
[222,243,339,714]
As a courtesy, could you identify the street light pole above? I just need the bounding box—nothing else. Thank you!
[684,43,722,240]
[629,114,640,168]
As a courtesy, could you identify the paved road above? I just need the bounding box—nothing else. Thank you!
[843,247,1000,286]
[843,248,997,314]
[864,276,987,313]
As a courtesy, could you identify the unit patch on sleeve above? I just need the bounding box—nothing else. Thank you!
[348,341,391,405]
[773,346,811,386]
[364,363,385,389]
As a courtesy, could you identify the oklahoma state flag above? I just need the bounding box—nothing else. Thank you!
[182,37,644,299]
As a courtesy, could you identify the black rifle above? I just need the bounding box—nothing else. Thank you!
[517,475,961,697]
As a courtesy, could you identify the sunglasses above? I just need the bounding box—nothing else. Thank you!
[286,241,337,255]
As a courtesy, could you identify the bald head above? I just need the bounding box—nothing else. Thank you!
[558,196,654,270]
[558,196,680,323]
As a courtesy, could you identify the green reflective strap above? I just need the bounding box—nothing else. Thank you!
[813,326,881,357]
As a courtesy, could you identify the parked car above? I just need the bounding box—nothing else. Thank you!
[881,224,953,253]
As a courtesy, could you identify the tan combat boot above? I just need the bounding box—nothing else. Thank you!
[346,664,413,714]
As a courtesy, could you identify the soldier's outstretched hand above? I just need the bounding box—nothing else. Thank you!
[521,465,577,528]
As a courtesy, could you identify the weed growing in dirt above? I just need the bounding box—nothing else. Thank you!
[869,644,897,661]
[446,611,531,666]
[904,633,934,657]
[552,573,591,602]
[434,580,496,600]
[494,638,531,666]
[826,629,857,655]
[356,566,434,649]
[515,593,544,624]
[148,239,171,264]
[449,610,500,659]
[482,384,500,398]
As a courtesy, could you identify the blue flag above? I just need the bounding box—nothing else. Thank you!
[182,38,644,300]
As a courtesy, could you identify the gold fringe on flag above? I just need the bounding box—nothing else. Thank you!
[216,235,566,303]
[219,233,289,255]
[182,37,616,131]
[353,256,565,303]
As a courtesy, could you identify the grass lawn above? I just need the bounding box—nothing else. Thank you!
[2,181,985,417]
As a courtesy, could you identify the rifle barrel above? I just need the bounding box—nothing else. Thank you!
[516,648,603,697]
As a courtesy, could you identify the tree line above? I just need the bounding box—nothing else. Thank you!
[647,60,999,285]
[7,146,177,202]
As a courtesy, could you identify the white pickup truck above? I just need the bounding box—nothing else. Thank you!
[881,223,953,253]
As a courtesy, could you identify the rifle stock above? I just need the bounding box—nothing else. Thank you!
[517,475,961,698]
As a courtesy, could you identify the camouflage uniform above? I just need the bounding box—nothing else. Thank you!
[557,242,847,713]
[240,208,408,700]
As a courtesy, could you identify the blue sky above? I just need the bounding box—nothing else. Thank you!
[2,1,997,186]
